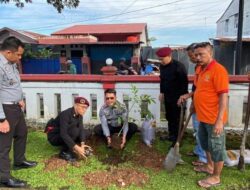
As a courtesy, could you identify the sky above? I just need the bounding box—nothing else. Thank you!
[0,0,232,47]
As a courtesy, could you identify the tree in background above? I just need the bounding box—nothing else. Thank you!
[0,0,79,13]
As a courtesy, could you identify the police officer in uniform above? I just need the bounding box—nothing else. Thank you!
[46,97,92,161]
[94,89,138,149]
[0,37,37,188]
[157,47,188,144]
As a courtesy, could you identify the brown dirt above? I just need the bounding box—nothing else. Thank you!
[83,168,148,189]
[44,156,81,172]
[110,134,122,149]
[99,141,165,170]
[85,135,104,153]
[101,152,128,166]
[130,142,165,171]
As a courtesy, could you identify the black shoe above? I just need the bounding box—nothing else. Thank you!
[59,151,76,162]
[107,144,112,149]
[0,177,26,188]
[14,160,38,170]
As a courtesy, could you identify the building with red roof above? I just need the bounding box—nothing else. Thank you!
[0,23,149,74]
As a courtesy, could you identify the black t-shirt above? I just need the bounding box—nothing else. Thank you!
[160,59,188,102]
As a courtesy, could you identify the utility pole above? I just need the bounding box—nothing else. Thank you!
[235,0,244,75]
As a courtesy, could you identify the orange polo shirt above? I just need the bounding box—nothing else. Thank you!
[194,60,229,124]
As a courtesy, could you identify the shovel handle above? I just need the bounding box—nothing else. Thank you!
[176,104,185,144]
[179,112,192,144]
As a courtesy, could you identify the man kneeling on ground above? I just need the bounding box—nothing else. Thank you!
[94,89,138,149]
[46,97,92,162]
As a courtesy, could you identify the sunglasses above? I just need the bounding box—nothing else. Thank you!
[106,97,115,100]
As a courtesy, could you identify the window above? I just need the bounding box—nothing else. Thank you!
[90,94,97,119]
[225,19,229,32]
[37,93,44,118]
[55,94,61,115]
[234,13,238,28]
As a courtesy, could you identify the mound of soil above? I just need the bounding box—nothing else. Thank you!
[131,142,165,171]
[101,154,127,166]
[44,156,81,172]
[83,168,148,188]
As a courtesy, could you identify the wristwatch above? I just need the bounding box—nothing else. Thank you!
[0,118,6,123]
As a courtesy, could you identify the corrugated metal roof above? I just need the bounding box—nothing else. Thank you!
[52,23,147,35]
[211,37,250,42]
[0,27,39,44]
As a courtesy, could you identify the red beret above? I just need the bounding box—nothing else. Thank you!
[156,47,172,57]
[74,97,90,106]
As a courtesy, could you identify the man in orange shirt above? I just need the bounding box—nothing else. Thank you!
[193,42,229,188]
[178,43,207,166]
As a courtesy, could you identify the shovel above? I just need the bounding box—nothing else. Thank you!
[164,104,192,172]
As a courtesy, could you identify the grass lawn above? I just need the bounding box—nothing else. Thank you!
[9,130,250,190]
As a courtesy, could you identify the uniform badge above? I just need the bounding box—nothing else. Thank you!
[204,74,210,82]
[80,99,85,104]
[9,79,14,85]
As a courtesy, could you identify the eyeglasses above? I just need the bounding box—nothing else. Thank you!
[106,97,115,100]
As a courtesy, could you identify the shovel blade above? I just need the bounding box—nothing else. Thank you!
[164,148,178,172]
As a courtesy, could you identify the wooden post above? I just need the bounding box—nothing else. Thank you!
[238,72,250,171]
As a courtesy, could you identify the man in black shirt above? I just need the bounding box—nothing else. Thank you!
[46,97,92,161]
[157,47,188,143]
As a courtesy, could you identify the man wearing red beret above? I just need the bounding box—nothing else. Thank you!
[156,47,188,144]
[45,97,92,162]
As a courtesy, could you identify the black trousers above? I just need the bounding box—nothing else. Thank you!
[164,99,182,142]
[0,104,27,181]
[94,122,138,141]
[47,128,91,151]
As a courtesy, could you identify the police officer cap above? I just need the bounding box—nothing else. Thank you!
[156,47,172,57]
[74,97,90,106]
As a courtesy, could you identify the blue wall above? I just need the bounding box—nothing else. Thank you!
[89,45,133,74]
[22,58,82,74]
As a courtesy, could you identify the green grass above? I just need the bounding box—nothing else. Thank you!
[9,130,250,190]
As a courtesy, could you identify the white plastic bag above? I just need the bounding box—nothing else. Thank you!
[141,118,156,146]
[225,149,250,167]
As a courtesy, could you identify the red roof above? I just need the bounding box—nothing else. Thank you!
[38,36,97,45]
[17,30,47,40]
[52,23,147,35]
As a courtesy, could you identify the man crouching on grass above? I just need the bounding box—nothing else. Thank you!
[45,97,92,162]
[192,42,229,188]
[94,89,138,149]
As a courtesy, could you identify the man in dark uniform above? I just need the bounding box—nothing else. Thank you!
[46,97,92,162]
[94,89,138,149]
[157,47,188,143]
[0,37,37,188]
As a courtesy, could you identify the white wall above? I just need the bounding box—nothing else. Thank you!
[217,0,250,37]
[22,82,249,129]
